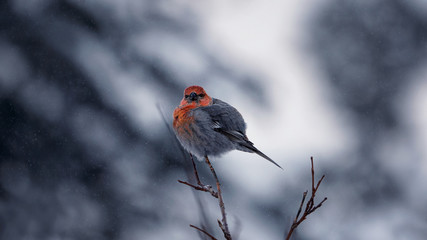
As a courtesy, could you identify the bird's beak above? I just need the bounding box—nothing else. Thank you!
[189,92,198,101]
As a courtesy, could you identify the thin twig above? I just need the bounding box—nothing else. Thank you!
[190,224,218,240]
[178,180,218,198]
[295,191,307,221]
[157,105,215,239]
[205,156,232,240]
[285,157,327,240]
[178,154,219,198]
[178,154,232,239]
[190,154,203,186]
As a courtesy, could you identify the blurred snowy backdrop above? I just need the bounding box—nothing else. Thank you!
[1,0,427,239]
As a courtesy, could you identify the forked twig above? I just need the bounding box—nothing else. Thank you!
[285,157,327,240]
[177,180,218,198]
[179,153,326,240]
[190,224,218,240]
[178,154,218,198]
[157,105,216,238]
[204,156,232,240]
[178,155,232,239]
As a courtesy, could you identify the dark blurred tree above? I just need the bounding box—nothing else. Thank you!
[311,0,427,204]
[0,0,265,239]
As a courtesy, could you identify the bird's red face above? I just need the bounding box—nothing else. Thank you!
[179,85,212,108]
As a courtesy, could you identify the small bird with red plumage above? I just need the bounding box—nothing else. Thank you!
[173,85,282,169]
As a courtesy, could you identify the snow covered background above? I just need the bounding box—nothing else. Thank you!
[1,0,426,239]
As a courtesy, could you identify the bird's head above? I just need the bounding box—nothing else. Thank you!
[179,85,212,107]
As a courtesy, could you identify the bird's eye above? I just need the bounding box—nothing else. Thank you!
[185,95,189,98]
[199,94,205,97]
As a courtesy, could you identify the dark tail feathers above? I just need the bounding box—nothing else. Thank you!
[242,142,283,170]
[252,147,283,170]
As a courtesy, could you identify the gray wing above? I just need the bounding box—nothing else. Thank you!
[194,98,283,169]
[199,98,247,134]
[196,98,256,149]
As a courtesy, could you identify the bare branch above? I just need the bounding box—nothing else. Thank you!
[178,154,219,198]
[295,191,307,221]
[285,157,327,240]
[180,153,326,240]
[179,154,232,239]
[190,154,203,186]
[205,156,232,240]
[178,180,218,198]
[190,224,218,240]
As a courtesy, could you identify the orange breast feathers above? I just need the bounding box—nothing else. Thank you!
[173,105,197,138]
[173,105,194,128]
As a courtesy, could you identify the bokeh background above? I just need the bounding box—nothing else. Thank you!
[1,0,427,239]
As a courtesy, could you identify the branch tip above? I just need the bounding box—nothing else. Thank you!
[285,157,327,240]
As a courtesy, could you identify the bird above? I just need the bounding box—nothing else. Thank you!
[173,85,282,169]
